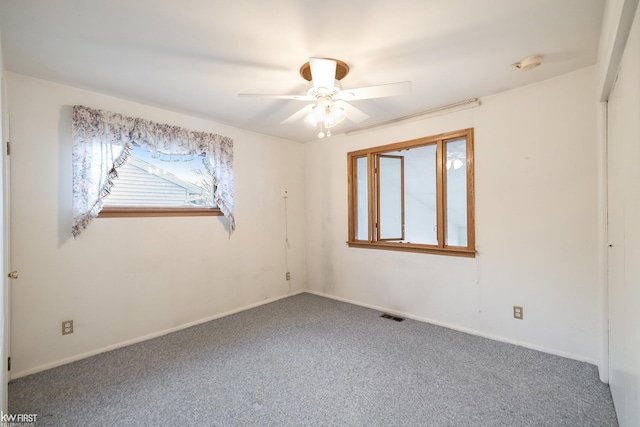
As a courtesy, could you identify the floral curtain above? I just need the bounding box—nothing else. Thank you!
[72,105,234,237]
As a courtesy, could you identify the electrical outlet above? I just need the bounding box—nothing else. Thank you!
[513,306,523,320]
[62,320,74,335]
[286,272,291,280]
[281,188,289,198]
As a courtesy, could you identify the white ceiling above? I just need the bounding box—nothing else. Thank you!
[0,0,605,143]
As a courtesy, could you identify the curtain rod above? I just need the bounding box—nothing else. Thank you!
[345,98,481,136]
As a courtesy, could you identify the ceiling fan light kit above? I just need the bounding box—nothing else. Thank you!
[304,97,347,139]
[239,57,411,139]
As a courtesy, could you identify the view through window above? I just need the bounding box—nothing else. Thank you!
[101,144,219,217]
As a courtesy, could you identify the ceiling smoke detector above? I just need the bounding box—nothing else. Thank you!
[512,55,544,71]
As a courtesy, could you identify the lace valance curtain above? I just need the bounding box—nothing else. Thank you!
[72,105,234,237]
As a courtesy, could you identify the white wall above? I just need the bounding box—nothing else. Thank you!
[607,4,640,425]
[6,73,306,377]
[305,66,600,363]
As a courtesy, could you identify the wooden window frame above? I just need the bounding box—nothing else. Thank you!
[376,154,405,241]
[99,206,222,218]
[347,128,475,257]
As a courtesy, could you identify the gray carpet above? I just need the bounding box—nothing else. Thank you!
[9,293,618,426]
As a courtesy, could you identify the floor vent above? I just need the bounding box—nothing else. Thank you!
[380,313,405,322]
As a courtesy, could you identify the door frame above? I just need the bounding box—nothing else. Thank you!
[0,67,10,412]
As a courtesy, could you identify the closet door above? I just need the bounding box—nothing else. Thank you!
[606,10,640,425]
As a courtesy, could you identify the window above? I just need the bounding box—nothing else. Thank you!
[72,105,234,237]
[100,144,221,218]
[347,128,475,257]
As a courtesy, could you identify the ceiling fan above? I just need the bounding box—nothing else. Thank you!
[239,57,411,138]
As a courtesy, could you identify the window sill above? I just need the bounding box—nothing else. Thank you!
[99,207,222,218]
[347,240,476,258]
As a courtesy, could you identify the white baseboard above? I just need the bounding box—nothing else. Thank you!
[12,288,597,379]
[11,290,305,380]
[304,290,598,366]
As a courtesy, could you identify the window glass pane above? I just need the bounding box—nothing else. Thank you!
[382,146,437,244]
[403,145,437,245]
[103,145,216,207]
[378,155,403,240]
[355,156,368,240]
[445,138,467,247]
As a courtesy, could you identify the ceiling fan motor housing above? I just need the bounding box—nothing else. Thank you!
[300,59,350,81]
[305,81,342,99]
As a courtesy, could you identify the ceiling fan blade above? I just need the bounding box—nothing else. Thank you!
[281,104,314,124]
[336,81,411,101]
[238,93,314,101]
[343,102,370,123]
[309,57,337,91]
